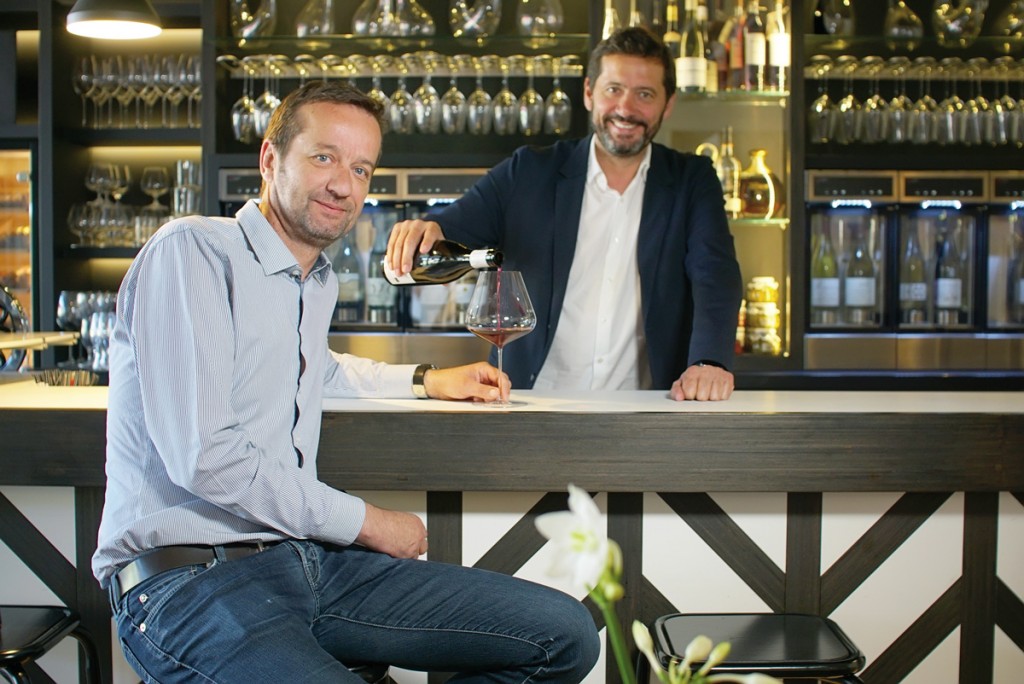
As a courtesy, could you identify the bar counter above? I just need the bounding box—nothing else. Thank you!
[2,381,1023,683]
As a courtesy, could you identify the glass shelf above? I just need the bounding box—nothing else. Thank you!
[804,34,1024,60]
[213,33,591,59]
[675,90,789,105]
[730,217,789,230]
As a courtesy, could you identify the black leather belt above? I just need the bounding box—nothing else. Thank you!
[112,542,281,601]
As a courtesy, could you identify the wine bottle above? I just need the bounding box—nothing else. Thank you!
[678,0,707,93]
[844,227,878,326]
[934,220,963,326]
[705,0,728,93]
[334,230,366,324]
[722,2,745,90]
[765,0,790,92]
[743,0,766,92]
[663,0,682,59]
[719,126,743,218]
[811,224,839,326]
[696,1,716,94]
[899,226,928,325]
[366,225,398,324]
[384,239,503,286]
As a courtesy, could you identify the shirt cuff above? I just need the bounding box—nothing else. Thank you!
[378,363,424,398]
[322,489,367,546]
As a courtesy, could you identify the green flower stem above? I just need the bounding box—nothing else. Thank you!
[591,590,636,684]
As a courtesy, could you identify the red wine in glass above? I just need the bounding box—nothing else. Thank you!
[465,269,536,407]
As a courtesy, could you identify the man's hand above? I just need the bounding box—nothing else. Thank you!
[356,503,429,559]
[670,364,734,401]
[423,362,510,404]
[386,219,445,277]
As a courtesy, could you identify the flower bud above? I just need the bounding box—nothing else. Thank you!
[697,641,732,676]
[684,635,713,662]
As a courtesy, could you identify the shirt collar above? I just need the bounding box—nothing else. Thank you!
[586,136,653,191]
[236,200,333,285]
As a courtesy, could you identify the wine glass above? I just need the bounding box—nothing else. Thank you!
[141,166,170,211]
[465,270,537,408]
[545,55,573,135]
[518,56,545,135]
[859,56,889,144]
[908,56,938,144]
[491,57,520,136]
[466,56,494,135]
[441,55,469,134]
[807,54,836,144]
[412,52,442,134]
[389,69,416,135]
[886,57,912,143]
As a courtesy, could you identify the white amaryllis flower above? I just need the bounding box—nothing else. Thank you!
[534,484,608,591]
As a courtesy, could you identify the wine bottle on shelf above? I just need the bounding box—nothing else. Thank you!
[384,239,503,286]
[663,0,682,59]
[650,0,666,34]
[678,0,707,93]
[705,0,728,93]
[695,1,716,93]
[743,0,766,92]
[366,225,398,324]
[719,126,743,218]
[811,224,840,326]
[934,217,964,327]
[334,230,366,324]
[899,226,928,325]
[765,0,790,92]
[843,227,878,326]
[722,1,745,90]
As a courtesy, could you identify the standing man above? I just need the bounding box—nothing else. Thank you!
[93,81,599,683]
[388,27,743,401]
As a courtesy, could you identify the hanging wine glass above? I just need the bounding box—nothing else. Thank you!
[466,56,494,135]
[807,54,836,144]
[962,57,991,146]
[935,57,966,145]
[908,56,937,144]
[859,56,890,144]
[833,55,861,145]
[994,56,1021,146]
[368,55,393,134]
[886,56,913,144]
[412,52,442,134]
[225,55,257,143]
[491,56,520,135]
[389,60,416,134]
[518,56,545,135]
[544,55,573,135]
[441,55,469,135]
[883,0,923,51]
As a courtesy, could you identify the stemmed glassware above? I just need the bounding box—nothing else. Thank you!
[518,56,545,136]
[412,52,442,134]
[908,56,938,144]
[935,57,966,145]
[859,56,890,144]
[886,57,913,144]
[72,56,95,127]
[807,55,835,144]
[517,0,564,47]
[467,56,494,135]
[441,55,469,135]
[389,61,416,134]
[833,55,861,145]
[545,56,573,135]
[368,55,393,133]
[140,167,171,231]
[465,269,537,408]
[491,57,520,135]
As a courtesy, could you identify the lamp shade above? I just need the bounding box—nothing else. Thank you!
[66,0,162,40]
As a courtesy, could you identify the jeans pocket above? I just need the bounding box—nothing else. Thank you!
[120,564,206,630]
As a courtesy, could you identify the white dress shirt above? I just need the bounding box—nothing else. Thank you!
[533,140,652,391]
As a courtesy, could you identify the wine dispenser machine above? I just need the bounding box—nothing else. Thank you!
[805,170,1024,371]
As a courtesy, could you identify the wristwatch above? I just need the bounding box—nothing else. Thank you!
[412,363,436,399]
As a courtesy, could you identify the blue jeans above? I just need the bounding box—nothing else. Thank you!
[110,541,600,683]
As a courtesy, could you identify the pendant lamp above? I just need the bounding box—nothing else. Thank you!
[66,0,163,39]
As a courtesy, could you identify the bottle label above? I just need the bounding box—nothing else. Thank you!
[366,277,394,307]
[468,249,491,269]
[899,282,927,302]
[676,57,707,91]
[728,36,744,69]
[811,277,840,307]
[383,260,415,285]
[935,278,962,308]
[768,32,790,67]
[337,273,363,303]
[744,33,766,66]
[844,277,876,307]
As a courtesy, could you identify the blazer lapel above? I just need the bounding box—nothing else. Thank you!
[546,138,590,348]
[637,146,676,323]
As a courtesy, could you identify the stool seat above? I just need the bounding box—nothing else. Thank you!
[649,613,865,682]
[345,661,391,683]
[0,605,100,684]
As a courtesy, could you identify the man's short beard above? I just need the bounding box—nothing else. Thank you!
[593,116,660,157]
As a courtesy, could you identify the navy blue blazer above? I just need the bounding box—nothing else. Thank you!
[432,136,743,390]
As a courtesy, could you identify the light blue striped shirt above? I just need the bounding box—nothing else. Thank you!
[93,201,417,584]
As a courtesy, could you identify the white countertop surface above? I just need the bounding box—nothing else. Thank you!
[2,378,1022,414]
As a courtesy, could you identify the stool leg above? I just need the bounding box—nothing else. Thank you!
[69,627,102,684]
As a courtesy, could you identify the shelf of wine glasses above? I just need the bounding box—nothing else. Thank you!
[804,35,1024,60]
[60,127,201,147]
[213,33,591,61]
[675,90,789,104]
[63,246,139,259]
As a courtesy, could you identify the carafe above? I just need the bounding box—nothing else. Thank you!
[738,148,784,219]
[449,0,502,44]
[230,0,278,40]
[932,0,988,48]
[295,0,334,36]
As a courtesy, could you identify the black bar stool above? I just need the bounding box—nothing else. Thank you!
[0,605,100,684]
[345,662,391,683]
[639,613,866,683]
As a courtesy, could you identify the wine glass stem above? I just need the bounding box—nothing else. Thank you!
[496,345,506,405]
